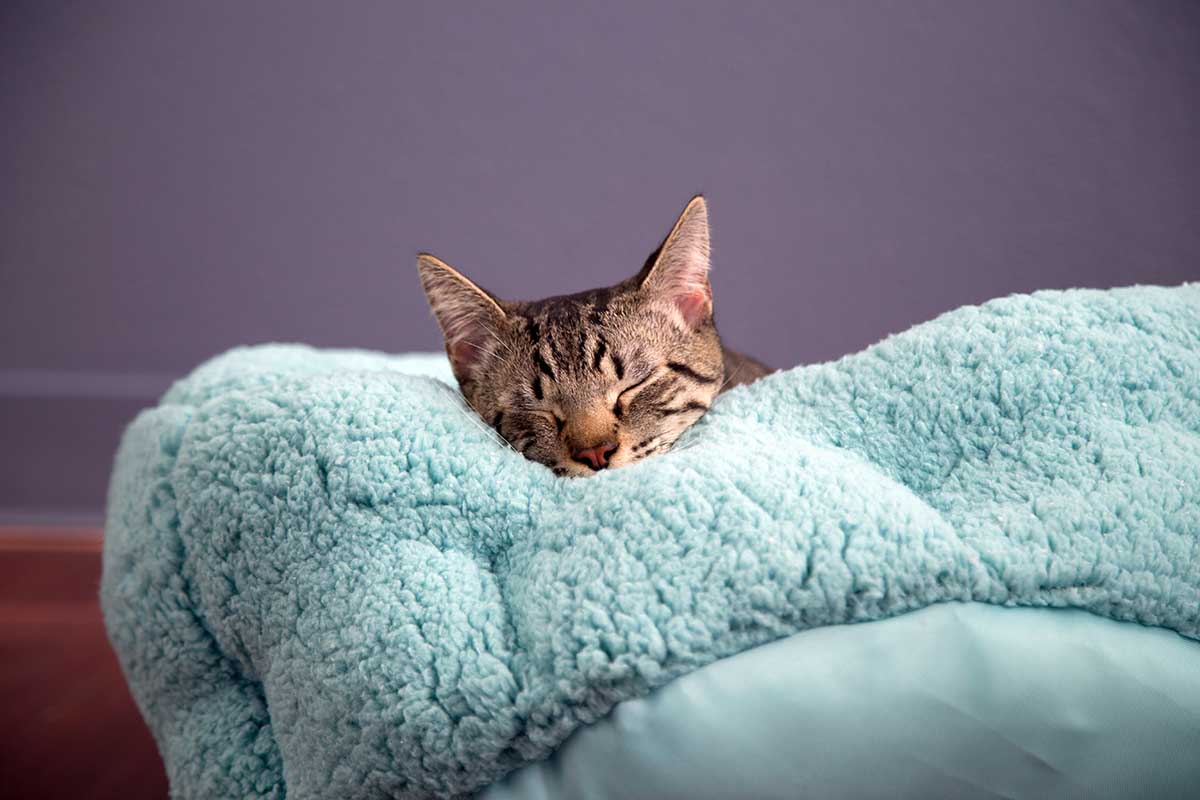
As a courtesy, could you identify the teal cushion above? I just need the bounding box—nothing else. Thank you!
[486,602,1200,799]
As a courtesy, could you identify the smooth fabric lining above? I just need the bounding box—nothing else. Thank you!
[486,603,1200,800]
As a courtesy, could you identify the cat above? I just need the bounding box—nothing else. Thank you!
[417,195,772,476]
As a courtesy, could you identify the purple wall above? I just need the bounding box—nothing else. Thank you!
[2,1,1198,523]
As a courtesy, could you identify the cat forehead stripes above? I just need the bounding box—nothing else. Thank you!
[511,287,635,378]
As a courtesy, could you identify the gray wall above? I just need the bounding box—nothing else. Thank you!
[2,1,1198,524]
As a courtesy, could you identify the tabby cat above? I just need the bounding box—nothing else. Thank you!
[417,195,772,476]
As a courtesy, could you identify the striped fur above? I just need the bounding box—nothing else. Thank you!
[418,195,772,476]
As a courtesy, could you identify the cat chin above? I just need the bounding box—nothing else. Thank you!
[552,461,604,478]
[549,452,649,478]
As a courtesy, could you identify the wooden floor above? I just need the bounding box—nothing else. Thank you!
[0,529,168,799]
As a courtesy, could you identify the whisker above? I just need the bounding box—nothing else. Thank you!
[459,339,524,378]
[448,400,517,454]
[665,438,704,455]
[460,341,503,362]
[485,330,517,358]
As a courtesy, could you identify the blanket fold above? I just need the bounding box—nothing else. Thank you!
[102,284,1200,799]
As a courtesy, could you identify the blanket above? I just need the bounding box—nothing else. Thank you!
[102,284,1200,799]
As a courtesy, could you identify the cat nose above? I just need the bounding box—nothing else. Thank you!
[572,441,618,470]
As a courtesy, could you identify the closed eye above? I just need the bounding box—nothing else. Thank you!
[612,371,657,415]
[618,373,654,397]
[529,409,565,432]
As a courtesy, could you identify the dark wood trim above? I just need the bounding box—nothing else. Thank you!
[0,527,103,552]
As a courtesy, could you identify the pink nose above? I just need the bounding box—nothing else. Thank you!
[572,441,618,470]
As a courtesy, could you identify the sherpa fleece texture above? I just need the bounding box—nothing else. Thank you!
[102,285,1200,800]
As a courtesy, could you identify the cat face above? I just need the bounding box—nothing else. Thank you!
[418,196,724,476]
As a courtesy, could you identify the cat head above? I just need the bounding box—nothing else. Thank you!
[417,195,724,476]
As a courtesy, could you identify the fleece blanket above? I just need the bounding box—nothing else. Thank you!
[102,284,1200,799]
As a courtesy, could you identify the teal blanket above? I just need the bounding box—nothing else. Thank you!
[102,285,1200,799]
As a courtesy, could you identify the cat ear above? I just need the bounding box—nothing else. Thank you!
[638,195,712,328]
[416,253,508,380]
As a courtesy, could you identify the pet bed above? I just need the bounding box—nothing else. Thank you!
[102,284,1200,798]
